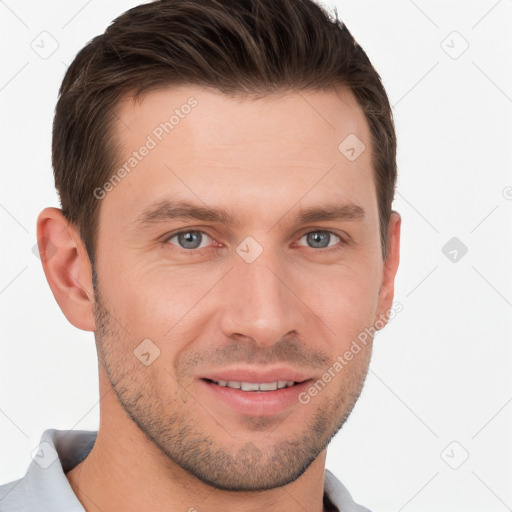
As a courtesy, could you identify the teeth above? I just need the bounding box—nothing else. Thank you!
[259,382,278,391]
[241,382,260,391]
[212,380,296,391]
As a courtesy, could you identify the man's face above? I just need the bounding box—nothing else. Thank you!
[92,85,390,490]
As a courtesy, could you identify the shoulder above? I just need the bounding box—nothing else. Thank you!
[324,468,373,512]
[0,475,36,511]
[0,428,96,512]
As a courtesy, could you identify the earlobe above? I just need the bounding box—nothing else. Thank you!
[375,211,401,329]
[36,207,96,332]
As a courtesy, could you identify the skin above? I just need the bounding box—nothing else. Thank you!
[37,85,400,512]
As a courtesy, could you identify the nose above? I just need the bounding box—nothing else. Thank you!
[216,249,306,348]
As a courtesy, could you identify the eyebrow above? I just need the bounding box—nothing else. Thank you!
[133,199,366,229]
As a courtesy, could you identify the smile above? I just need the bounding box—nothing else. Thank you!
[209,379,297,391]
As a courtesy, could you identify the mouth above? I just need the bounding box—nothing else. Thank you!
[197,370,313,416]
[203,379,301,392]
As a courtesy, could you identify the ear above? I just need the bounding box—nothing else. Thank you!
[36,207,96,331]
[375,211,401,328]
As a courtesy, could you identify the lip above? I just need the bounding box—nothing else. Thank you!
[199,367,311,384]
[197,366,313,416]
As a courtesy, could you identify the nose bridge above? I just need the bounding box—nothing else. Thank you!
[217,246,301,345]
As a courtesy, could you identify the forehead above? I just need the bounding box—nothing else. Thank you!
[102,85,375,230]
[114,84,369,153]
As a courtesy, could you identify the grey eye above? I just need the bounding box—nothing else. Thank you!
[169,231,210,250]
[300,231,340,249]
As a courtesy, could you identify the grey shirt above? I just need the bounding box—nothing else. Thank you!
[0,429,371,511]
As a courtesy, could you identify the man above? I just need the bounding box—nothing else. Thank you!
[0,0,400,510]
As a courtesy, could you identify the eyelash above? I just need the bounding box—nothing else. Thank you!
[163,229,349,254]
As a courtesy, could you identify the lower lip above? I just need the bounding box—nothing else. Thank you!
[199,379,311,416]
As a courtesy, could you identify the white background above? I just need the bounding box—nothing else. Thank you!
[1,1,511,510]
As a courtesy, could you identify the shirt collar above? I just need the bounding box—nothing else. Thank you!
[0,429,369,512]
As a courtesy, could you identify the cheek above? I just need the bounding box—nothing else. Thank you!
[105,264,216,354]
[292,261,381,341]
[103,238,382,353]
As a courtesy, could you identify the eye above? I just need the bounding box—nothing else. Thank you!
[297,230,343,249]
[163,229,347,253]
[166,230,214,250]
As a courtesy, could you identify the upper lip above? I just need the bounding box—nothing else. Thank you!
[199,366,312,384]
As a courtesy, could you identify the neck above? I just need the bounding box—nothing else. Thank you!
[65,376,328,512]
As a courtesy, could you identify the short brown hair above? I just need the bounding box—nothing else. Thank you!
[52,0,397,265]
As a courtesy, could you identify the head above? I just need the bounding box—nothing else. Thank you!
[38,0,400,492]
